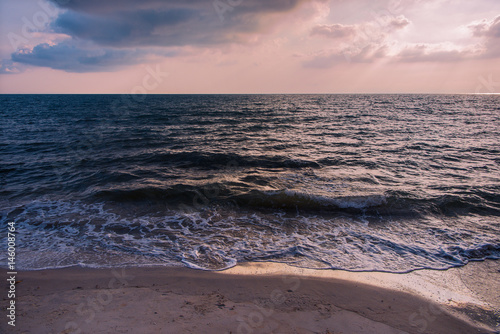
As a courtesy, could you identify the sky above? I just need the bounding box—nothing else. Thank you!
[0,0,499,94]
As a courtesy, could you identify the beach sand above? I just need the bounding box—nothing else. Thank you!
[2,260,499,334]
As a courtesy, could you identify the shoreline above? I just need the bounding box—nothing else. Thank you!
[2,260,499,333]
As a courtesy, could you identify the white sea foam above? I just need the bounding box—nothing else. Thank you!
[1,199,498,272]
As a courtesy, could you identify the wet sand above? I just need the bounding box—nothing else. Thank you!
[2,260,499,334]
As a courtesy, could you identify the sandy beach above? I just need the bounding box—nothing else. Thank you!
[2,260,499,334]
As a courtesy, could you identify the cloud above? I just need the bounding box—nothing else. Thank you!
[393,15,500,63]
[47,0,322,47]
[0,59,24,74]
[468,15,500,58]
[396,15,500,63]
[305,15,409,67]
[395,44,473,62]
[10,42,148,72]
[310,14,410,40]
[50,0,309,15]
[305,11,500,68]
[303,44,388,68]
[469,16,500,38]
[51,8,210,47]
[388,16,410,30]
[310,24,356,39]
[5,0,325,72]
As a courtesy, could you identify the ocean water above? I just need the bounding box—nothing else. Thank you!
[0,94,499,272]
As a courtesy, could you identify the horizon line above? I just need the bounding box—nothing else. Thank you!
[1,93,498,95]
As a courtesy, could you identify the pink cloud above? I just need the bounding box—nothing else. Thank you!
[310,24,357,39]
[310,15,410,40]
[307,11,500,67]
[303,44,388,68]
[395,44,472,62]
[469,15,500,38]
[468,15,500,58]
[388,16,410,30]
[305,14,410,67]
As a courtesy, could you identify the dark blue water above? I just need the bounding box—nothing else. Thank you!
[1,94,499,271]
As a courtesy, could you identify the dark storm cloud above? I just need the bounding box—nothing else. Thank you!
[11,42,147,72]
[49,0,308,16]
[9,0,321,72]
[51,8,205,47]
[48,0,315,47]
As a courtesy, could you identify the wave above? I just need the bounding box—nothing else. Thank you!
[91,185,389,213]
[89,184,500,217]
[1,199,499,272]
[234,190,387,212]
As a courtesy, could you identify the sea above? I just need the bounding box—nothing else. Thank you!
[1,94,499,272]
